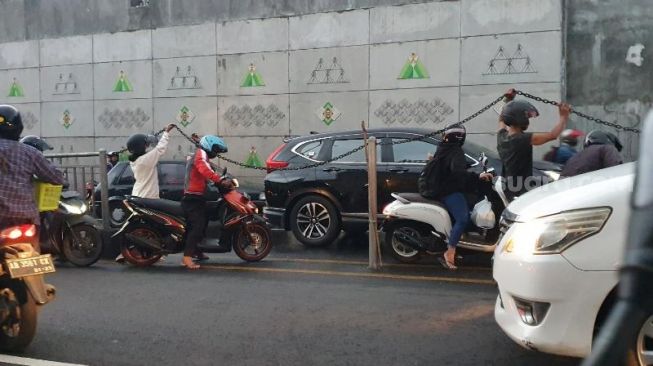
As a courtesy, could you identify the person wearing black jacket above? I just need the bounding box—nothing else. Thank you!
[426,126,492,269]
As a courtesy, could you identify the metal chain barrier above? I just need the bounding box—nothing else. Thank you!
[113,89,638,171]
[515,90,641,134]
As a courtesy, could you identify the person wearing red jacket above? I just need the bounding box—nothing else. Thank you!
[181,135,230,269]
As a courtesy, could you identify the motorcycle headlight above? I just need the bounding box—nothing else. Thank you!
[59,201,86,215]
[502,207,611,255]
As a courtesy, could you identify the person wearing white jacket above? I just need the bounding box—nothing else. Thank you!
[128,124,175,198]
[116,123,175,263]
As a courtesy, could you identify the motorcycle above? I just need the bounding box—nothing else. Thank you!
[113,168,272,266]
[0,223,56,351]
[41,190,103,267]
[381,153,511,263]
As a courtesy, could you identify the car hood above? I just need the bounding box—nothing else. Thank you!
[506,163,635,221]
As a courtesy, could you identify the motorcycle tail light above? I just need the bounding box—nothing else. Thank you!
[0,225,36,240]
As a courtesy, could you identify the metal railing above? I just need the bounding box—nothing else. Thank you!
[45,149,111,231]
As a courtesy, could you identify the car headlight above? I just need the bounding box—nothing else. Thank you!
[59,201,87,215]
[502,207,611,255]
[543,170,560,181]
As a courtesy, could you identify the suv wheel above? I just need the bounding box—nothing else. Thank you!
[290,195,340,247]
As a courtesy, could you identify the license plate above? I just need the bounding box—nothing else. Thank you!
[5,255,56,278]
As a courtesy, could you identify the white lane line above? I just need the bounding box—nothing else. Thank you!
[0,354,87,366]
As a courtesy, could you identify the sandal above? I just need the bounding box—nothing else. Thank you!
[181,258,200,270]
[438,256,458,270]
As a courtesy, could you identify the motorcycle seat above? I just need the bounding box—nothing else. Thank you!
[128,197,184,217]
[394,193,447,209]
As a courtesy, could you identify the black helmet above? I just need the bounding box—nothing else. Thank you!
[126,134,157,155]
[108,151,120,158]
[500,100,539,129]
[584,130,623,152]
[442,125,466,145]
[20,135,53,152]
[0,105,23,141]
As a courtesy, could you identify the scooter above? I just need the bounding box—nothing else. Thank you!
[113,168,272,267]
[41,191,103,267]
[0,223,56,352]
[381,153,511,263]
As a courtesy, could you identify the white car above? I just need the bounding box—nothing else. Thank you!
[493,163,652,365]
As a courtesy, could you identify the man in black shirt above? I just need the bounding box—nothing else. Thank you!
[497,98,571,199]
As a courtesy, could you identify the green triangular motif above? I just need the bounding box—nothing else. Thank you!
[244,147,264,168]
[113,70,133,92]
[241,64,265,87]
[398,53,429,80]
[8,78,24,97]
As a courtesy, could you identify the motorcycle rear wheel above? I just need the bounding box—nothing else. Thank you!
[384,223,430,264]
[0,286,37,352]
[233,223,272,262]
[62,224,103,267]
[120,226,163,267]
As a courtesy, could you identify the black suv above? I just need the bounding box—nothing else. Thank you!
[263,128,561,247]
[94,161,265,227]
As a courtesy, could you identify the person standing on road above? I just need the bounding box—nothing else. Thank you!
[0,105,64,251]
[497,98,571,199]
[115,123,175,263]
[181,135,231,270]
[560,130,623,178]
[419,126,493,270]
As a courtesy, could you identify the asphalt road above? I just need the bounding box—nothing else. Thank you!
[3,233,579,366]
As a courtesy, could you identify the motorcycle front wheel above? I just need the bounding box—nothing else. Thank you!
[233,223,272,262]
[0,285,37,352]
[62,224,103,267]
[120,226,163,267]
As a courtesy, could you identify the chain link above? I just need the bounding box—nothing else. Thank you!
[120,89,636,172]
[515,90,641,134]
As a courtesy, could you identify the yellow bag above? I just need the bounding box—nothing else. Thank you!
[34,182,63,212]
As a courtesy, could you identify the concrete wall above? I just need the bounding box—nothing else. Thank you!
[0,0,564,185]
[566,0,653,161]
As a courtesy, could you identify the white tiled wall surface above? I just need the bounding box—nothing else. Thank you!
[0,0,563,179]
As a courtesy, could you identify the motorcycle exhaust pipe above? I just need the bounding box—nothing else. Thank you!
[125,233,162,251]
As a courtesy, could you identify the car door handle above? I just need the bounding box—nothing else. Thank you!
[322,167,342,172]
[389,168,409,173]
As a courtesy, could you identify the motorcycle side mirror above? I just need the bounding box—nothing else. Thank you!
[479,152,489,170]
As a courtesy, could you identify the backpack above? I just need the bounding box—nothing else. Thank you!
[418,158,447,199]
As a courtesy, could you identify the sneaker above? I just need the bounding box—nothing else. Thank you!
[115,254,125,264]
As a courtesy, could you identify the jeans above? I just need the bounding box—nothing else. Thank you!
[181,194,208,257]
[442,192,470,249]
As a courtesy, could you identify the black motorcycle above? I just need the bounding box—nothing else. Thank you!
[41,191,103,267]
[0,223,56,351]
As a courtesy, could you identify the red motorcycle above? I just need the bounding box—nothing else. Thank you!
[113,168,272,266]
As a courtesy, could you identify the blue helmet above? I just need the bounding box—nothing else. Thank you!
[199,135,228,158]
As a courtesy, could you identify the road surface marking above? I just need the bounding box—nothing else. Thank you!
[201,264,495,285]
[0,355,87,366]
[267,257,492,271]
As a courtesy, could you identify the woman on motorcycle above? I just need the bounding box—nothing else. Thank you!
[428,126,492,270]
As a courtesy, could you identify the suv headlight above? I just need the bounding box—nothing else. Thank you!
[503,207,611,255]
